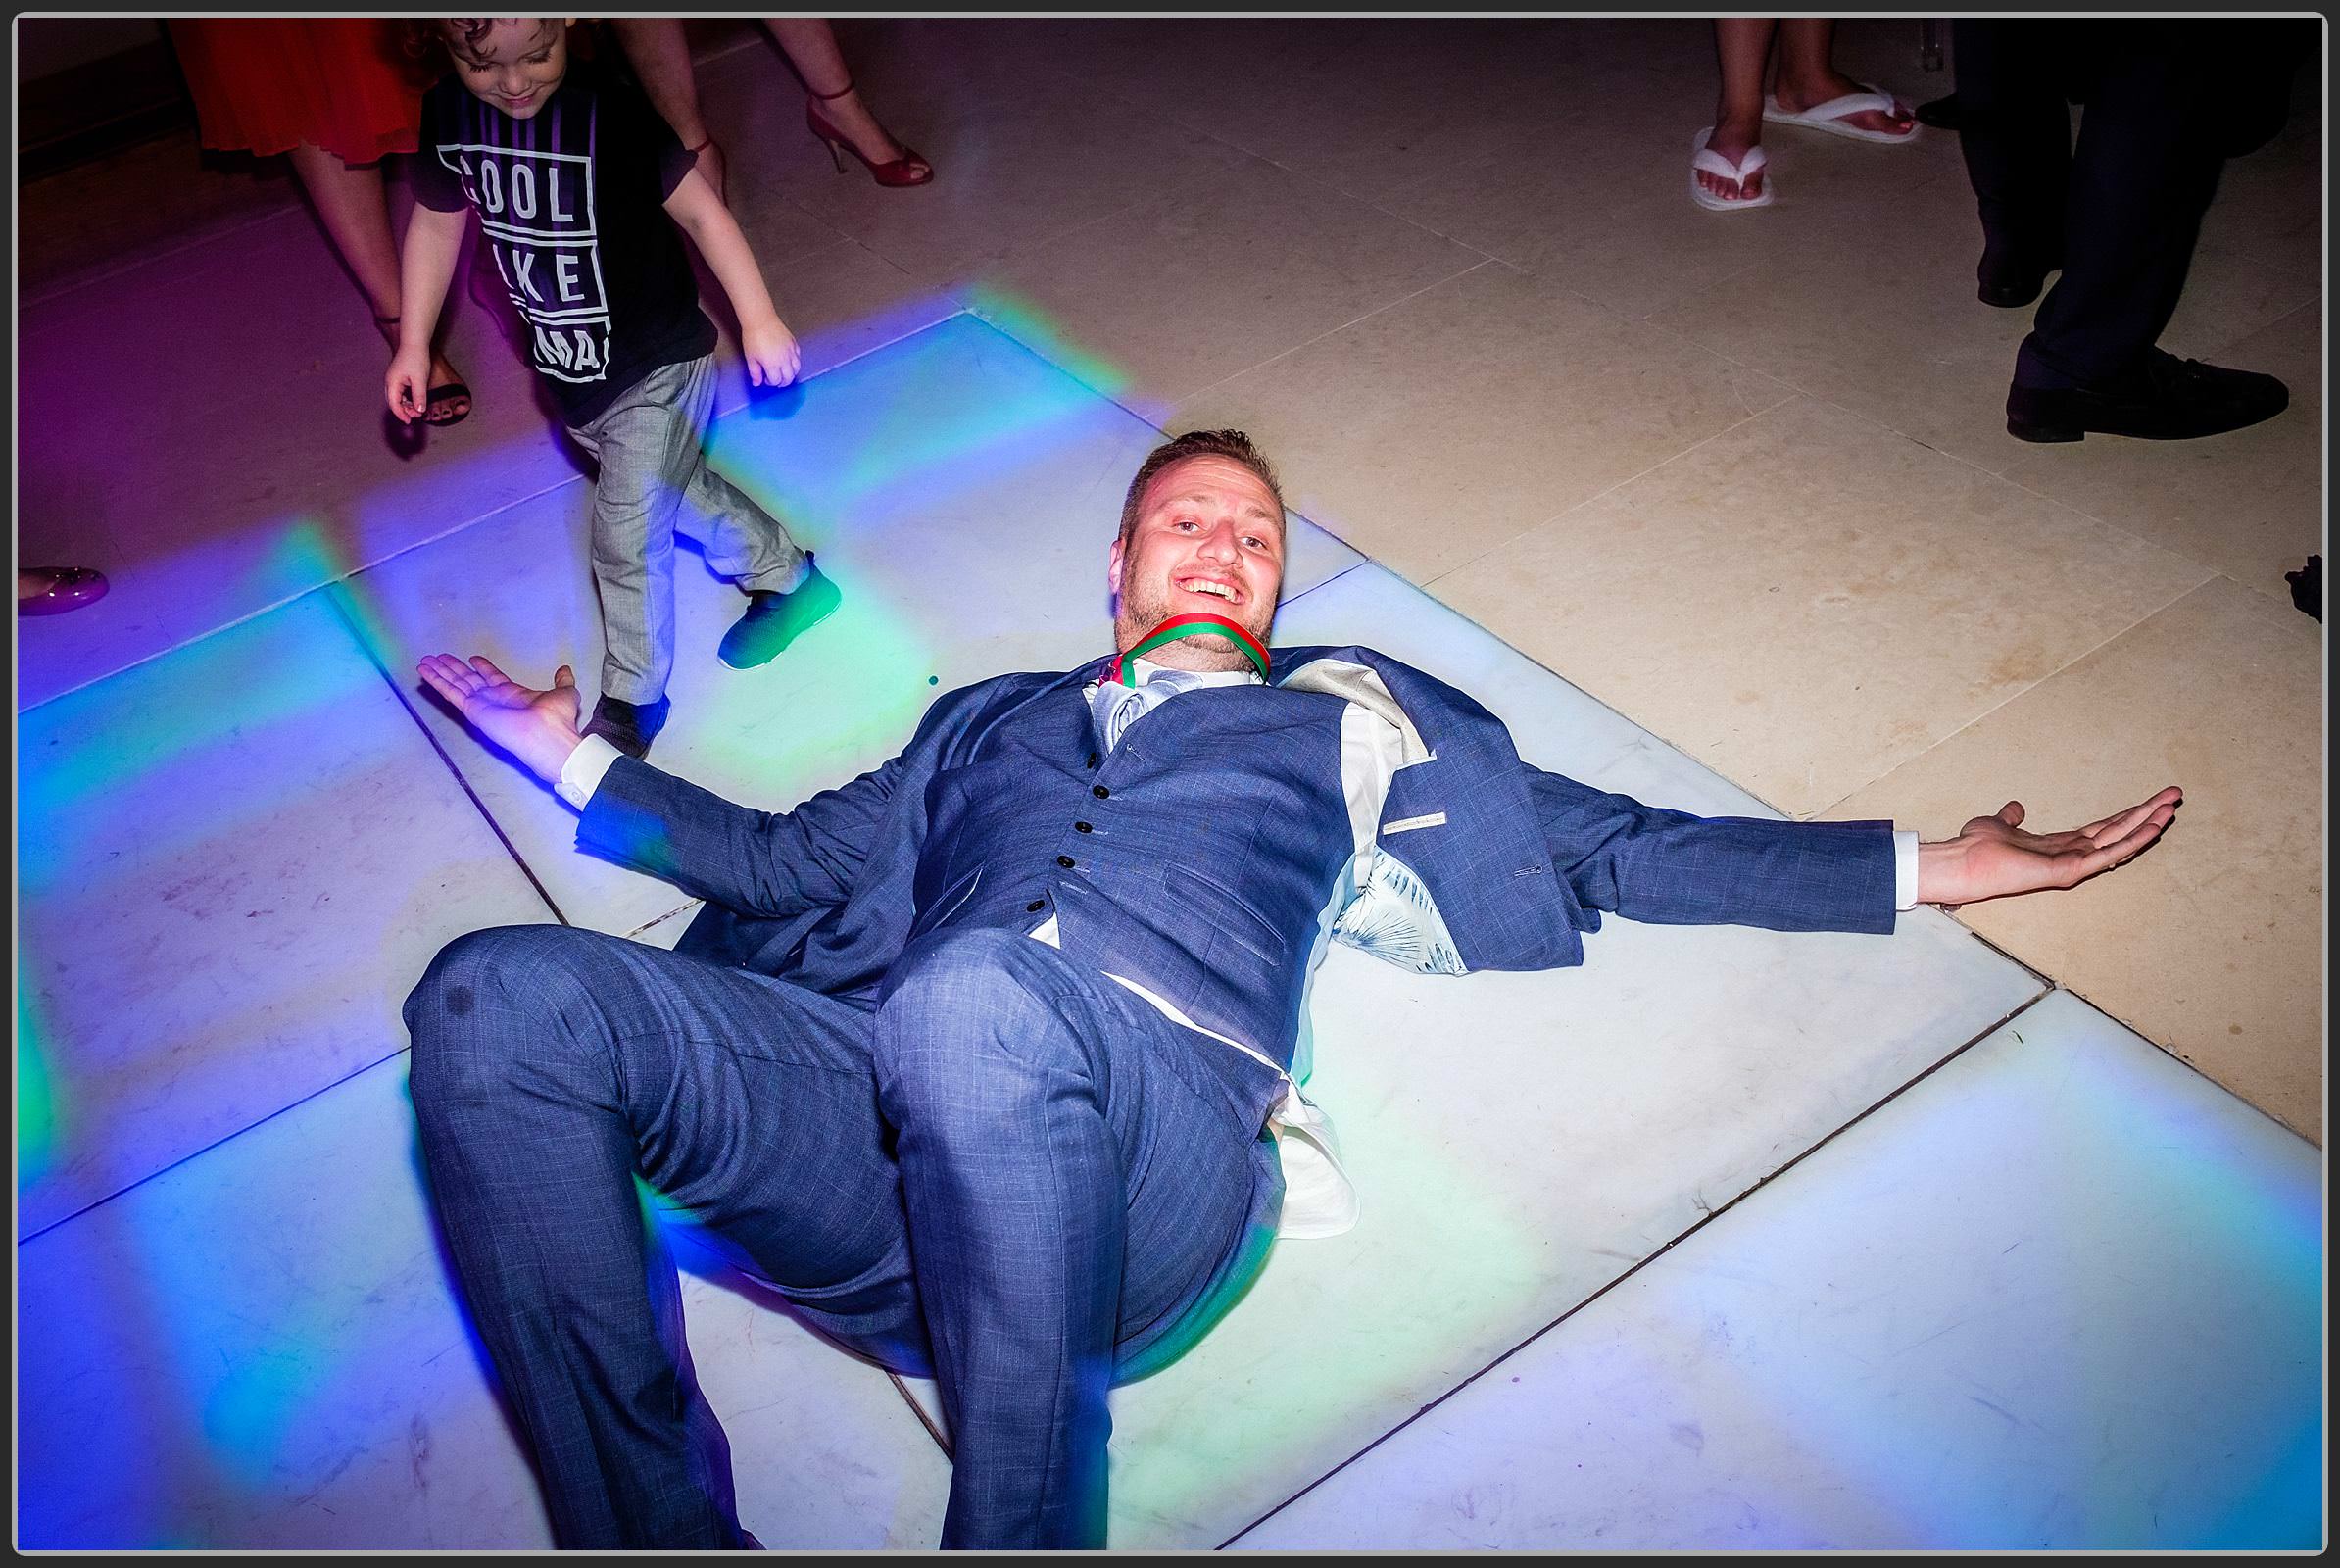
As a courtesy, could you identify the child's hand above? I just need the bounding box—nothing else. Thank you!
[742,317,802,389]
[386,346,435,423]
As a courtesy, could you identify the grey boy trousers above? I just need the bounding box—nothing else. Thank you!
[564,353,809,706]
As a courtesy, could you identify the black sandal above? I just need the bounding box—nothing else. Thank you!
[376,313,472,427]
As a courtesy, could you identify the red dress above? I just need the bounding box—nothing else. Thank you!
[170,19,431,164]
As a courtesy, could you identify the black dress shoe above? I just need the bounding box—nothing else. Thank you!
[2285,555,2320,621]
[583,693,669,760]
[2006,351,2289,443]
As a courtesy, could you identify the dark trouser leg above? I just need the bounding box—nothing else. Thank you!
[1953,20,2074,297]
[404,925,923,1547]
[2017,24,2227,387]
[871,930,1280,1549]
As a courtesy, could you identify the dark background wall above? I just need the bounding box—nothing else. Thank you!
[18,17,194,180]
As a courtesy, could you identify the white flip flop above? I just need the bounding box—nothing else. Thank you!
[1690,126,1773,211]
[1761,86,1918,144]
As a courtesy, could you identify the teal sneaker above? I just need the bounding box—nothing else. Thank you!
[719,556,841,669]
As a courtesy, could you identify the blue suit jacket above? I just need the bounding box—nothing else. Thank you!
[578,644,1896,1067]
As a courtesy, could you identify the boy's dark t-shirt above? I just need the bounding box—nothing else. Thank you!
[411,57,715,425]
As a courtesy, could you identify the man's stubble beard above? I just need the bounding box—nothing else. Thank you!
[1111,585,1273,672]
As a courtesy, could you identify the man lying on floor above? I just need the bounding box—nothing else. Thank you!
[410,428,2181,1550]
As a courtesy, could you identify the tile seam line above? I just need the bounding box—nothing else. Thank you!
[1159,256,1505,414]
[1415,390,1787,594]
[707,288,976,420]
[1273,560,1372,612]
[1861,391,2287,572]
[981,250,1496,427]
[1631,347,2257,633]
[11,463,584,716]
[888,1371,953,1457]
[20,200,308,317]
[884,118,1216,284]
[1939,925,2318,1148]
[1202,250,1503,393]
[319,585,571,931]
[1268,547,1828,831]
[1636,309,2316,588]
[16,305,974,716]
[15,1044,423,1250]
[1802,564,2223,828]
[15,599,582,1247]
[1215,980,2061,1552]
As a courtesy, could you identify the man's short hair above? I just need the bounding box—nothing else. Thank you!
[1116,430,1287,551]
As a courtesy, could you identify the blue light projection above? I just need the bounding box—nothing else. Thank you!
[704,312,1132,545]
[17,526,385,901]
[19,300,1165,1546]
[1686,1007,2324,1551]
[19,981,62,1185]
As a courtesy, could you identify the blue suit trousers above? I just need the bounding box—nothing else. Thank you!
[405,924,1282,1549]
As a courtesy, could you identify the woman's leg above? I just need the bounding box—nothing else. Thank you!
[763,17,931,181]
[609,18,727,200]
[1701,18,1779,202]
[288,140,469,421]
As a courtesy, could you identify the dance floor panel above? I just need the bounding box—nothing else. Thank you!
[893,561,2046,1546]
[16,1053,950,1550]
[16,307,2312,1552]
[355,313,1363,940]
[15,207,582,711]
[15,590,557,1238]
[1227,989,2322,1551]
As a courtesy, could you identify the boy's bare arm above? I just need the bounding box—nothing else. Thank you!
[664,170,802,387]
[386,204,473,421]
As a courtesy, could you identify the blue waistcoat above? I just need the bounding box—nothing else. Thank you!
[578,645,1897,1074]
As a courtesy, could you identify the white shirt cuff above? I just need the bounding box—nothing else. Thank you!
[1893,829,1920,910]
[557,734,624,809]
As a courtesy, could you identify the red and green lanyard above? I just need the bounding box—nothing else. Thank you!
[1103,613,1270,685]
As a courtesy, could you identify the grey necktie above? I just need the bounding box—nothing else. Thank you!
[1091,668,1206,752]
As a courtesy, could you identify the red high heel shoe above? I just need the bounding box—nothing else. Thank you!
[805,78,933,187]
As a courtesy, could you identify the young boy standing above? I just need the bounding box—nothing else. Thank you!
[388,18,838,759]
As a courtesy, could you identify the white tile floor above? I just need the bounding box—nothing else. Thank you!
[14,16,2324,1553]
[1228,991,2322,1552]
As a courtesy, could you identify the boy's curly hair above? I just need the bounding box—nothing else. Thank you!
[404,18,539,68]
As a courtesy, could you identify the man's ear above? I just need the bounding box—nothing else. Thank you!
[1105,538,1124,599]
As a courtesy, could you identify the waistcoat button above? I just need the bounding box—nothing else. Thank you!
[1056,855,1076,868]
[1092,784,1109,799]
[1086,752,1099,768]
[1075,821,1093,832]
[1026,899,1047,912]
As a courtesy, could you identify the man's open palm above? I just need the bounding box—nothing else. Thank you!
[417,654,585,783]
[1919,786,2183,909]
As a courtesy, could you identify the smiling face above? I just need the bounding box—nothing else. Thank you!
[1107,454,1288,670]
[442,18,569,119]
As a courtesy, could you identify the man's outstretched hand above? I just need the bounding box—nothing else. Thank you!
[1916,786,2182,909]
[417,654,585,784]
